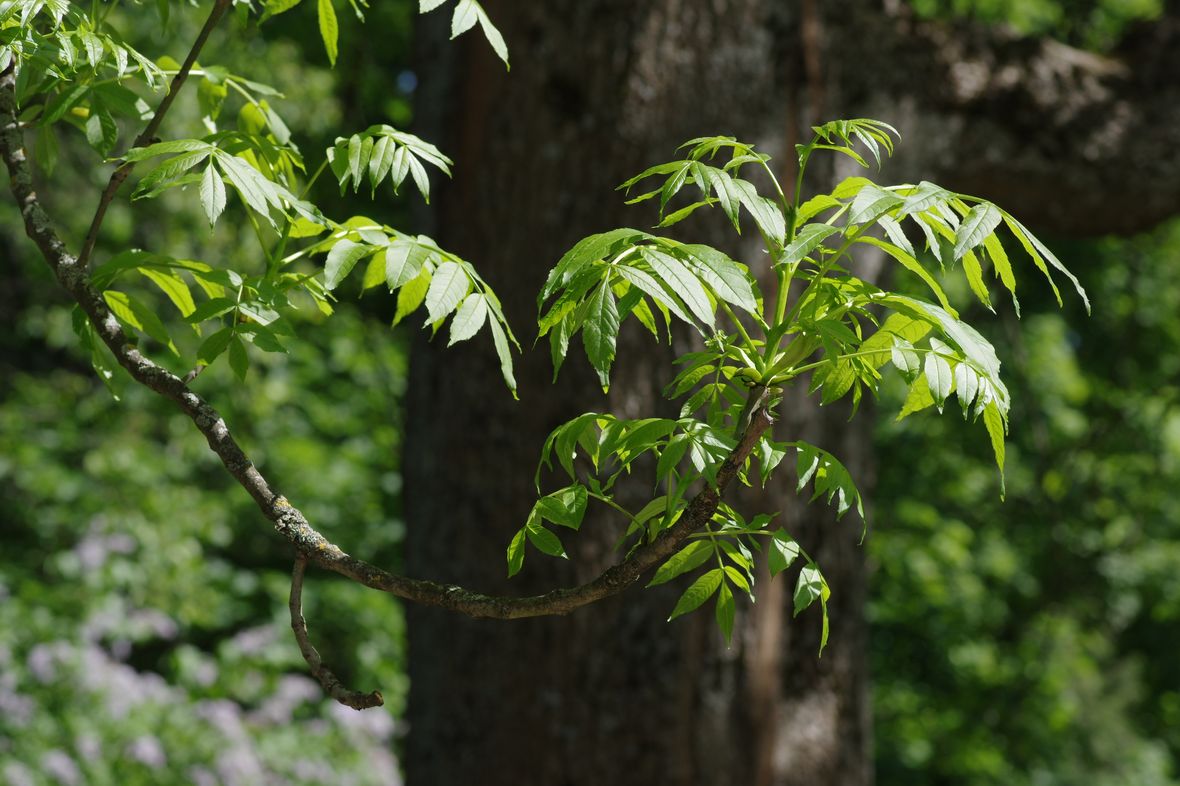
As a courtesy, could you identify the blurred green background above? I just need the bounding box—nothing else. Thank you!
[2,1,1178,784]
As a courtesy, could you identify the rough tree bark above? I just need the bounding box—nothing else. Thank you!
[404,2,1180,785]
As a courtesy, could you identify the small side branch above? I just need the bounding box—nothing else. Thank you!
[289,556,384,710]
[77,0,232,268]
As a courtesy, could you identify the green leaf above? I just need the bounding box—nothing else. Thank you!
[540,228,646,306]
[423,260,468,323]
[924,348,952,407]
[961,249,993,310]
[656,433,689,484]
[318,0,339,66]
[535,483,587,530]
[448,293,488,346]
[648,540,712,587]
[782,223,839,265]
[715,582,735,644]
[617,265,694,327]
[583,280,620,389]
[847,183,902,225]
[197,327,234,365]
[793,563,825,617]
[679,244,758,314]
[889,337,920,377]
[227,336,249,380]
[451,0,478,37]
[488,316,517,395]
[897,372,935,420]
[506,528,526,577]
[954,201,1001,259]
[324,239,372,290]
[640,247,714,327]
[199,161,226,227]
[856,236,955,315]
[983,232,1019,314]
[882,295,1008,411]
[1002,212,1090,313]
[954,361,980,416]
[525,522,567,559]
[103,291,175,353]
[768,529,801,577]
[474,1,509,67]
[138,268,196,319]
[394,265,431,325]
[983,400,1007,497]
[860,313,932,368]
[384,236,432,289]
[668,568,723,621]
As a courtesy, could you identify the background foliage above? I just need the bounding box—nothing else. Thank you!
[2,1,1179,784]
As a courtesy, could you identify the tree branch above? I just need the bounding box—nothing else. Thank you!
[77,0,232,269]
[289,556,384,710]
[0,63,776,621]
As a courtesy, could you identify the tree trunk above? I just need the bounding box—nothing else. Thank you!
[403,2,1180,784]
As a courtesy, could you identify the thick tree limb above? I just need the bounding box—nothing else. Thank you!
[77,0,232,269]
[289,556,384,710]
[0,63,775,620]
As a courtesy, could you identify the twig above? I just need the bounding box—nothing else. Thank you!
[289,556,384,710]
[1,59,777,623]
[77,0,232,269]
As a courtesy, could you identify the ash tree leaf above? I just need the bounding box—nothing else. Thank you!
[318,0,339,66]
[847,182,902,226]
[451,0,478,37]
[324,239,372,290]
[197,327,234,365]
[768,529,801,577]
[448,293,488,346]
[488,316,517,396]
[924,348,953,409]
[199,161,226,227]
[640,247,714,327]
[898,372,935,420]
[668,568,723,621]
[534,483,587,530]
[961,249,993,310]
[540,228,646,306]
[716,582,735,644]
[228,336,249,380]
[385,236,432,289]
[954,201,1001,259]
[890,337,920,378]
[679,244,758,314]
[954,361,980,416]
[474,1,509,68]
[782,223,839,266]
[424,260,469,323]
[983,401,1007,497]
[525,521,567,559]
[648,540,713,587]
[583,280,620,390]
[616,264,694,328]
[506,528,527,577]
[793,563,825,617]
[394,264,432,325]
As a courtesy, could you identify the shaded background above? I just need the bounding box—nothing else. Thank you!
[2,1,1179,784]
